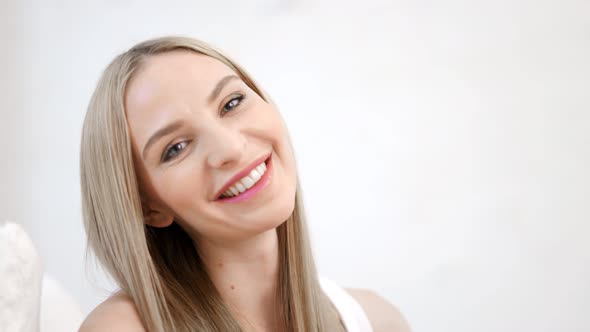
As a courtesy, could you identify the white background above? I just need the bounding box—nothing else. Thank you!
[1,0,589,331]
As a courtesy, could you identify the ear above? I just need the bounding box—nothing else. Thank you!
[140,195,174,228]
[144,209,174,228]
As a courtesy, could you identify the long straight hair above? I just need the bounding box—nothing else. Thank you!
[80,36,345,331]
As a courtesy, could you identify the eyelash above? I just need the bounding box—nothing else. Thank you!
[221,94,246,116]
[160,94,246,163]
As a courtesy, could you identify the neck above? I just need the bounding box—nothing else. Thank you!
[196,228,282,331]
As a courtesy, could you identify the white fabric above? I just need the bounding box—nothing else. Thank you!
[0,222,43,332]
[0,222,84,332]
[319,277,374,332]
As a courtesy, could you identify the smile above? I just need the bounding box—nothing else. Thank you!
[215,154,272,203]
[220,161,267,198]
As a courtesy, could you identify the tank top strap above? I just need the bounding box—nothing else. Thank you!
[319,277,374,332]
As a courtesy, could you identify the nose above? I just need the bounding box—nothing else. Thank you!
[204,125,247,169]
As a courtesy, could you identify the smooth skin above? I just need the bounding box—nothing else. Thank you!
[80,51,411,332]
[80,289,411,332]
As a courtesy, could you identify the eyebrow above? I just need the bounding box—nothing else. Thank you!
[208,74,241,104]
[141,74,241,161]
[142,120,184,160]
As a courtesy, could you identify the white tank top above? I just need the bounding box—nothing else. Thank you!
[319,277,374,332]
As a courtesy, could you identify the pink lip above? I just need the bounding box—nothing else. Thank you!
[214,153,272,201]
[216,156,272,203]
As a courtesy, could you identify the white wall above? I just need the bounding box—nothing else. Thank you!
[1,0,589,331]
[0,2,35,234]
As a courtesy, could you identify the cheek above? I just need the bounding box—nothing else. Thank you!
[152,162,207,215]
[268,118,298,202]
[244,103,296,169]
[252,105,293,152]
[262,111,297,174]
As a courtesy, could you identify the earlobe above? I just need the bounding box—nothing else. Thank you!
[145,211,174,228]
[140,195,174,228]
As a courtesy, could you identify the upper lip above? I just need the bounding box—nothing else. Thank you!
[213,152,271,200]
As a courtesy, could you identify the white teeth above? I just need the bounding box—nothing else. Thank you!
[235,182,246,193]
[250,169,261,181]
[241,176,255,189]
[220,160,268,198]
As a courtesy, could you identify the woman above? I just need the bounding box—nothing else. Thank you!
[78,36,410,332]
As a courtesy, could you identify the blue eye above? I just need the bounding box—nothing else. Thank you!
[221,94,245,115]
[162,141,188,162]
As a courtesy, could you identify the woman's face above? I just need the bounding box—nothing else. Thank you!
[125,50,297,243]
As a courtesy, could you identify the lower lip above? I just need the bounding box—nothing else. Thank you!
[216,156,272,203]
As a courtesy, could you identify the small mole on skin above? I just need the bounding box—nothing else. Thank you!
[230,285,235,290]
[218,263,223,268]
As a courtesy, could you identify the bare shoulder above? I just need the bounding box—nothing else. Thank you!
[78,291,145,332]
[346,288,412,332]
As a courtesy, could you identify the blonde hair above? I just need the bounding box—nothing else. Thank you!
[80,36,345,331]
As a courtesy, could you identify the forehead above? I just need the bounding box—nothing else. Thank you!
[124,50,237,152]
[126,50,235,110]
